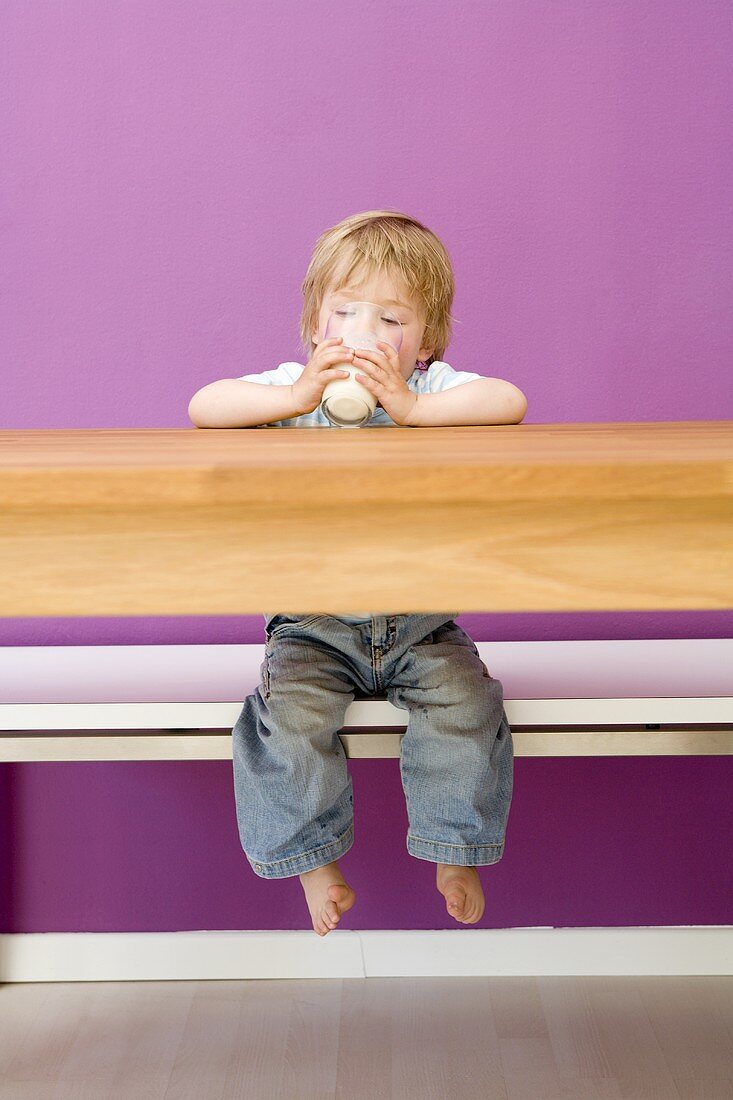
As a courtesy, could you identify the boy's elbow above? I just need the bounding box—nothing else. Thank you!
[486,381,526,424]
[188,393,206,427]
[512,389,528,423]
[188,381,226,427]
[476,378,527,424]
[188,387,220,427]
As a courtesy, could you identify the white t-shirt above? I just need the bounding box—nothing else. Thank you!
[239,359,482,623]
[238,359,482,429]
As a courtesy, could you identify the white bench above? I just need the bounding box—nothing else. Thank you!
[1,639,731,760]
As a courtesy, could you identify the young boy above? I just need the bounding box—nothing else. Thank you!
[189,210,526,936]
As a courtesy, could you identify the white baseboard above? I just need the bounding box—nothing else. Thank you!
[1,928,731,981]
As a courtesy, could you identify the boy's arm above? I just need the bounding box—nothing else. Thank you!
[407,378,527,427]
[188,380,302,428]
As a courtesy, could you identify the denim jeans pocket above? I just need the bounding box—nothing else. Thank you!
[268,614,324,637]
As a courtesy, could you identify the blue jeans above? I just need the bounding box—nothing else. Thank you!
[231,614,514,879]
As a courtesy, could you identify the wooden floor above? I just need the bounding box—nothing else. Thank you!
[0,977,731,1098]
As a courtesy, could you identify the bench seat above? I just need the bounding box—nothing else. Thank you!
[1,640,731,760]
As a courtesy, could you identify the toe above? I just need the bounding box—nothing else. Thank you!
[446,889,466,917]
[325,899,341,924]
[466,896,485,923]
[328,884,349,905]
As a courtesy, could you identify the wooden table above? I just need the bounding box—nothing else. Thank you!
[1,422,731,616]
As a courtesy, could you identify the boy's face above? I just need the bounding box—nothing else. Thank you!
[311,271,434,380]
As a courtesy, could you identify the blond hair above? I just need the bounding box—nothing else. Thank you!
[299,210,459,367]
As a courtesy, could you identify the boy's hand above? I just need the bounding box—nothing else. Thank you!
[352,342,420,426]
[291,337,354,416]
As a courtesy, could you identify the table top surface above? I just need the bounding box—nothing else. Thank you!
[2,422,731,508]
[2,422,731,614]
[2,421,731,465]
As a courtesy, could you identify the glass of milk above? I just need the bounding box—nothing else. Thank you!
[320,301,404,427]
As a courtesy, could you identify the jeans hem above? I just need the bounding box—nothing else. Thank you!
[248,821,355,879]
[406,833,505,866]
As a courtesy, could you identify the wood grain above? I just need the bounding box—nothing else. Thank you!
[1,422,731,615]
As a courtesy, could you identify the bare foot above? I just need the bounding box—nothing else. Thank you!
[436,863,485,924]
[299,860,356,936]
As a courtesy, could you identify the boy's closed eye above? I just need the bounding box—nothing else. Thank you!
[334,309,401,326]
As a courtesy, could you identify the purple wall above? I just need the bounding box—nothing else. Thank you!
[2,1,731,932]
